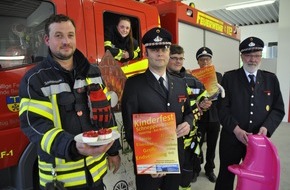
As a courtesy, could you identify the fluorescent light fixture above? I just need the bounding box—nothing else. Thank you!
[226,0,275,10]
[0,56,25,60]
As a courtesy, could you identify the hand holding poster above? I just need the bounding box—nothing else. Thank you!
[133,112,180,174]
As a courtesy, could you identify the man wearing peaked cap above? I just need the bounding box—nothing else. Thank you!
[215,36,285,190]
[122,27,194,190]
[193,46,222,183]
[142,27,172,48]
[196,47,213,60]
[239,36,264,54]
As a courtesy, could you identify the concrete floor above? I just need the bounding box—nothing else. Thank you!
[190,122,290,190]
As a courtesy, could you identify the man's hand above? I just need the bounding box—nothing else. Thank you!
[199,98,212,110]
[151,173,166,178]
[108,154,121,174]
[258,126,267,135]
[176,122,190,138]
[76,140,114,157]
[233,126,252,145]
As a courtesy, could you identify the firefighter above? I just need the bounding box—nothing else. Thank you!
[104,16,140,63]
[121,27,193,190]
[194,47,223,183]
[19,14,121,190]
[215,37,285,190]
[167,44,211,190]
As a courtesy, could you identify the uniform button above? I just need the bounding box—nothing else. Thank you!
[250,112,253,115]
[249,120,252,123]
[167,103,170,106]
[251,95,254,98]
[251,103,254,106]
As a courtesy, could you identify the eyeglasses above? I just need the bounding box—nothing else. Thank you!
[243,54,262,59]
[198,57,212,62]
[170,57,185,61]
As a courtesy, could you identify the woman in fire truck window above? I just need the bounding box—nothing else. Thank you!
[104,16,140,63]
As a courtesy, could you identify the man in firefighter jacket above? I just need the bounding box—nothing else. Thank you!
[167,44,211,190]
[121,27,194,190]
[19,14,121,190]
[215,36,285,190]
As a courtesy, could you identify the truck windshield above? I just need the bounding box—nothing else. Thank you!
[0,1,54,69]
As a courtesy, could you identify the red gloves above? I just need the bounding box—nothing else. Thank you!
[87,84,112,128]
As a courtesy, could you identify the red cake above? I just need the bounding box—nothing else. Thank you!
[82,130,99,143]
[98,128,113,140]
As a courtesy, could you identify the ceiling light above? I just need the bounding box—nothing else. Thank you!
[226,0,275,10]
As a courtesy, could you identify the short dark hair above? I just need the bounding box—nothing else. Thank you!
[170,44,184,55]
[44,14,76,36]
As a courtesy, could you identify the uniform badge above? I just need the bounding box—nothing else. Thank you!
[6,96,19,112]
[77,111,83,116]
[178,95,187,103]
[264,90,271,96]
[266,105,270,111]
[154,35,163,42]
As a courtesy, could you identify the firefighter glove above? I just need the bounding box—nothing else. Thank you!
[88,84,112,128]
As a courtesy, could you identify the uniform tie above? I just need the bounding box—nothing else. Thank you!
[159,77,168,95]
[248,74,255,91]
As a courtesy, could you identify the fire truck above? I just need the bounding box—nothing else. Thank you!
[0,0,240,189]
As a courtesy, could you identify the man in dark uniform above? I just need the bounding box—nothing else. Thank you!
[167,44,212,190]
[121,27,194,190]
[193,47,222,183]
[215,36,285,190]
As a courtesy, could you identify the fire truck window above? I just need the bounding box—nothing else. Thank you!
[0,1,53,69]
[103,12,141,64]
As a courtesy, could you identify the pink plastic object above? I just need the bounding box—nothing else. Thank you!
[228,134,280,190]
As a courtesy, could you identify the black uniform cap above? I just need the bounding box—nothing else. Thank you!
[239,37,264,53]
[142,27,172,49]
[196,47,213,60]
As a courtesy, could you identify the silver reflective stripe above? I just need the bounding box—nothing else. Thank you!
[90,76,103,85]
[91,162,107,180]
[74,78,87,89]
[39,171,86,187]
[39,154,105,171]
[19,98,53,120]
[41,83,71,97]
[57,174,86,185]
[190,88,200,94]
[41,128,62,153]
[50,95,62,129]
[74,76,103,89]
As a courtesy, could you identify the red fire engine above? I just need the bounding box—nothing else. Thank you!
[0,0,240,189]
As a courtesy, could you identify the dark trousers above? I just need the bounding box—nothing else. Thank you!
[215,131,246,190]
[180,149,194,187]
[136,173,181,190]
[198,121,220,173]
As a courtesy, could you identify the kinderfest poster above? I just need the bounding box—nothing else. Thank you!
[133,112,180,174]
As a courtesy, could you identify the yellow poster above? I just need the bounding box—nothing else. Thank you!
[133,112,180,174]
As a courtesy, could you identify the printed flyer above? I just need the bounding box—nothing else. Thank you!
[191,65,218,99]
[133,112,180,174]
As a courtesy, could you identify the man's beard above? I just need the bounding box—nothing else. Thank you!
[52,47,74,60]
[54,52,74,60]
[243,63,259,73]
